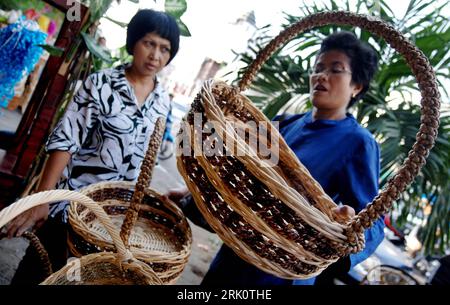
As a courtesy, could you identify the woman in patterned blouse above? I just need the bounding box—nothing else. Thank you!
[7,9,180,279]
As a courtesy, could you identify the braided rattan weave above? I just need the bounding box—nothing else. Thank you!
[22,231,53,279]
[176,11,441,279]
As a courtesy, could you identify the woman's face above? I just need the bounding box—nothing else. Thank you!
[309,50,362,113]
[132,32,171,77]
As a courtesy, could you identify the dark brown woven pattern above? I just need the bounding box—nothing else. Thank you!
[121,117,166,246]
[22,231,53,278]
[181,155,322,275]
[176,11,440,279]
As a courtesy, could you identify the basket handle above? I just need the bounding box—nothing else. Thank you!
[22,231,53,278]
[0,191,134,263]
[237,11,440,235]
[120,117,166,246]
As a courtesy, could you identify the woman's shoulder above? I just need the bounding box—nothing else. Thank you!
[85,64,128,86]
[346,118,379,151]
[273,112,308,129]
[82,69,113,88]
[90,66,117,79]
[273,112,306,121]
[350,120,375,139]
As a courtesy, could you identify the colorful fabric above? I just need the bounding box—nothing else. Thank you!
[0,19,46,107]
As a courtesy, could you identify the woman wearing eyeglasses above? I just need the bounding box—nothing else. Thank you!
[273,31,385,285]
[167,31,385,285]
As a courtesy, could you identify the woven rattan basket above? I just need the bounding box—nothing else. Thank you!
[0,191,162,285]
[176,11,441,279]
[68,118,192,284]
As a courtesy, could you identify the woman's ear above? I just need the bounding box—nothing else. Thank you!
[352,83,363,97]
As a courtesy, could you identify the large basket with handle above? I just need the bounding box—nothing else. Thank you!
[176,11,441,279]
[68,118,192,284]
[0,190,163,285]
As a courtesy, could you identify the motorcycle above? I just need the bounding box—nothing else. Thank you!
[342,220,445,285]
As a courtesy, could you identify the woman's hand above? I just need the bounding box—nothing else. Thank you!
[6,204,49,238]
[332,205,356,222]
[162,187,190,208]
[4,150,71,238]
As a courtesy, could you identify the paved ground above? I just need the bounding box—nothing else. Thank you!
[0,237,28,285]
[177,224,222,285]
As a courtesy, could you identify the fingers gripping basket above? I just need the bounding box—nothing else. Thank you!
[176,11,441,279]
[68,118,192,284]
[0,191,162,285]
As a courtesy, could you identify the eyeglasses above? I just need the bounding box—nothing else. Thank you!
[309,66,352,77]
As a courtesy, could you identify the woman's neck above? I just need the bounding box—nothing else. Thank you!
[125,65,156,107]
[312,108,347,121]
[125,65,155,88]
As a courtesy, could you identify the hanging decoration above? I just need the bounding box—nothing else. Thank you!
[0,18,47,108]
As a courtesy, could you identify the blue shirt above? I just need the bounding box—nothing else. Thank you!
[202,111,385,286]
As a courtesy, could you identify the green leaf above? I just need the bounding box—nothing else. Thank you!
[81,32,113,64]
[84,0,115,23]
[104,16,128,28]
[37,44,65,57]
[165,0,187,18]
[176,19,191,37]
[262,92,292,119]
[0,0,23,10]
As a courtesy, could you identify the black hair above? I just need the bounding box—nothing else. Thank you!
[126,9,180,64]
[318,31,378,108]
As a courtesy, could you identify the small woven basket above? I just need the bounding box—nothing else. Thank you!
[68,118,192,284]
[0,191,162,285]
[176,11,441,279]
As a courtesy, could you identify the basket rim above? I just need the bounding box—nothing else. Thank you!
[68,181,192,259]
[41,251,162,285]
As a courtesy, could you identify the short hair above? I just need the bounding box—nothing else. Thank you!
[126,9,180,64]
[318,31,379,108]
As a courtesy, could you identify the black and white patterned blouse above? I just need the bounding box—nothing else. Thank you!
[46,63,171,192]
